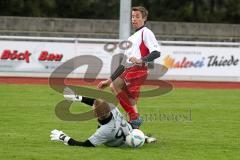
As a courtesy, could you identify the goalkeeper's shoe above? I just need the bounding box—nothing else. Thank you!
[50,129,71,145]
[145,135,157,144]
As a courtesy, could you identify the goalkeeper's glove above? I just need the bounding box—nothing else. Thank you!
[64,94,82,102]
[63,87,82,102]
[50,129,71,145]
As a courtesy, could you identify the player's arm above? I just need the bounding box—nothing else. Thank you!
[64,87,95,106]
[129,50,160,64]
[110,64,125,81]
[67,138,95,147]
[97,56,127,89]
[141,50,160,62]
[50,129,95,147]
[97,65,125,89]
[64,88,113,112]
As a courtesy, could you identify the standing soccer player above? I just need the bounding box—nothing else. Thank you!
[98,6,161,128]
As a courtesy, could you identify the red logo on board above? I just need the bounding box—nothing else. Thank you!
[0,50,31,63]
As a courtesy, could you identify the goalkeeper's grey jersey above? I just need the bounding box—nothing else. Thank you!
[88,105,132,147]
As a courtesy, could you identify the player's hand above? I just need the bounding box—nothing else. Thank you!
[97,79,111,90]
[50,129,70,145]
[129,57,143,65]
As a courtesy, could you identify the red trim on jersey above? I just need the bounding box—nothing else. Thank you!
[139,30,150,57]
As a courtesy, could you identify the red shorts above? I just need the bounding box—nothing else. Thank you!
[120,65,148,100]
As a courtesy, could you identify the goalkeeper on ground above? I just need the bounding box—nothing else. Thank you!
[50,88,156,147]
[50,88,133,147]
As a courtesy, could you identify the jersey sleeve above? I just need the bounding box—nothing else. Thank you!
[88,126,111,146]
[143,29,161,53]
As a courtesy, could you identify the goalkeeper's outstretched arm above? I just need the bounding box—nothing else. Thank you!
[67,138,95,147]
[50,129,95,147]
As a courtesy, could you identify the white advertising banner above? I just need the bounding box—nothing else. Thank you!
[0,39,113,77]
[159,46,240,77]
[0,40,75,73]
[0,37,239,81]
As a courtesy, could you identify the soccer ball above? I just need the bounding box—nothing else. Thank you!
[126,129,145,148]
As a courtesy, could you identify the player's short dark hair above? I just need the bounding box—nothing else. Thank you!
[132,6,148,19]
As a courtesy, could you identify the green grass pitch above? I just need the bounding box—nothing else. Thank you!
[0,84,239,160]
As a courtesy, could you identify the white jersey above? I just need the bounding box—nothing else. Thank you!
[125,26,161,63]
[88,105,132,147]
